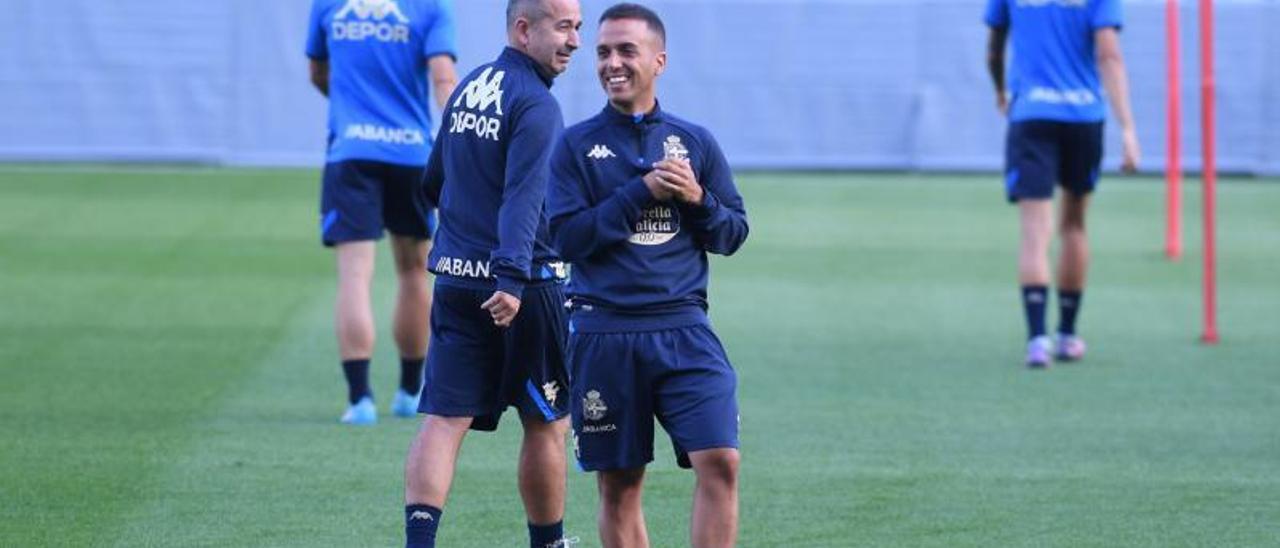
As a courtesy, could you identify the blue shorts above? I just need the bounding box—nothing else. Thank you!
[418,280,570,431]
[319,159,436,246]
[569,323,739,471]
[1004,120,1104,202]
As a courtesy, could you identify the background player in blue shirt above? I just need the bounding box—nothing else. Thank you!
[402,1,582,547]
[547,4,749,546]
[985,0,1140,368]
[306,0,458,423]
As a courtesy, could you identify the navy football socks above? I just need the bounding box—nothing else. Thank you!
[528,520,564,548]
[1058,290,1083,336]
[405,504,442,548]
[1021,285,1048,340]
[341,359,371,404]
[400,356,425,396]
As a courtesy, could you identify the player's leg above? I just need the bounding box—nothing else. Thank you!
[335,241,377,363]
[519,414,571,546]
[1018,198,1055,286]
[1053,121,1103,360]
[1018,200,1054,368]
[568,323,654,548]
[1056,193,1089,302]
[389,235,431,415]
[1006,121,1059,368]
[687,448,740,548]
[1054,193,1090,361]
[652,325,740,547]
[404,413,473,548]
[321,160,386,422]
[596,466,649,548]
[405,284,504,547]
[1018,199,1054,322]
[505,284,575,547]
[335,242,378,421]
[383,163,435,416]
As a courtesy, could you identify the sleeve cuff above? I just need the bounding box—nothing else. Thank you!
[495,276,526,299]
[688,188,720,219]
[424,49,458,62]
[618,177,654,211]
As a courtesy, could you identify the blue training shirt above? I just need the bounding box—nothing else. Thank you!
[422,47,566,297]
[548,103,749,332]
[984,0,1123,123]
[306,0,457,166]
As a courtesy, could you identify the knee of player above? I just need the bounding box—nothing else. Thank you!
[522,415,570,438]
[422,414,474,437]
[598,467,646,501]
[693,449,740,484]
[1059,216,1087,235]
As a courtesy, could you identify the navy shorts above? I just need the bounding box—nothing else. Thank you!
[418,281,570,431]
[1004,120,1104,202]
[569,323,739,471]
[319,159,435,246]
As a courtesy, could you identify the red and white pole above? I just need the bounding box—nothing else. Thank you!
[1199,0,1219,344]
[1165,0,1183,260]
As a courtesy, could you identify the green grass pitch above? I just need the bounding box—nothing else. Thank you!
[1,166,1277,546]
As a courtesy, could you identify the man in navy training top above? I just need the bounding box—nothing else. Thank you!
[402,1,582,547]
[306,0,458,424]
[548,4,749,547]
[985,0,1139,368]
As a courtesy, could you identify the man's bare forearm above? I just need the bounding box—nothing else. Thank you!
[428,55,457,110]
[1096,29,1135,133]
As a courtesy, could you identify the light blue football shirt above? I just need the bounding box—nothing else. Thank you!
[984,0,1123,123]
[306,0,457,165]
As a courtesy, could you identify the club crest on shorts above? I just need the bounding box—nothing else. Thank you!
[583,390,608,421]
[662,135,688,161]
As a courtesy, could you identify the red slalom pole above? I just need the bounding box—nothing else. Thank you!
[1165,0,1183,260]
[1199,0,1219,344]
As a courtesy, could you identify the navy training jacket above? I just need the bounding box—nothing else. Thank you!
[548,102,749,331]
[423,47,566,296]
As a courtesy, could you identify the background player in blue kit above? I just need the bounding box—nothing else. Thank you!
[402,1,582,546]
[306,0,458,423]
[547,4,749,546]
[985,0,1140,368]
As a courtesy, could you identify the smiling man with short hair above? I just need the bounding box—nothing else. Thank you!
[548,4,749,546]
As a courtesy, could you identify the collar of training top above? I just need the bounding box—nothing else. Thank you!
[601,99,665,126]
[498,47,555,88]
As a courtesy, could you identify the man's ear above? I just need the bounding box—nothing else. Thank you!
[514,18,531,48]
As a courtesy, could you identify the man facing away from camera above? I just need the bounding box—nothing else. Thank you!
[402,1,583,547]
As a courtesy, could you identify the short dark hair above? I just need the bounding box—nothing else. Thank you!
[507,0,546,28]
[599,3,666,46]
